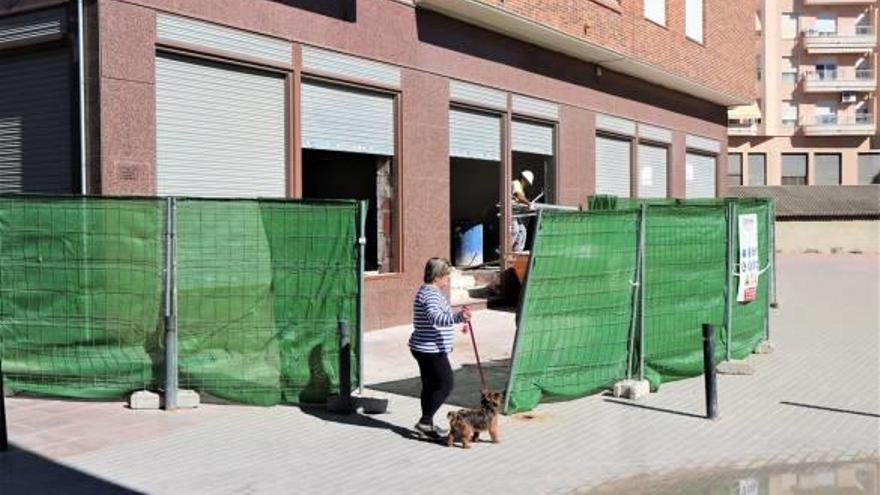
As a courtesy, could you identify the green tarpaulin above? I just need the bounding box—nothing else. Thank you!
[0,196,360,406]
[506,198,772,413]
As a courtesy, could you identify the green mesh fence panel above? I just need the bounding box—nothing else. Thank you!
[0,196,164,398]
[641,205,728,390]
[508,198,775,413]
[175,199,359,406]
[506,210,638,413]
[729,199,771,360]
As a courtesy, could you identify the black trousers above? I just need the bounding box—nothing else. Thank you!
[411,350,454,424]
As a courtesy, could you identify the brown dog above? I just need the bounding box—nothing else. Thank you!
[445,391,502,449]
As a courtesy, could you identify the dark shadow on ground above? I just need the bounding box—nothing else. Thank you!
[0,444,141,494]
[367,359,511,409]
[603,398,705,419]
[298,406,447,448]
[780,401,880,419]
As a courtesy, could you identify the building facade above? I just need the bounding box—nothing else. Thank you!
[728,0,880,187]
[1,0,753,329]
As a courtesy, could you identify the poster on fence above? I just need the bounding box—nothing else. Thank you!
[737,213,759,303]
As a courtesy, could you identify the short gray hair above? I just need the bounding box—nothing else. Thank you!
[423,257,451,284]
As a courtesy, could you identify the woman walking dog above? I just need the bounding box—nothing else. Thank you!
[409,257,471,439]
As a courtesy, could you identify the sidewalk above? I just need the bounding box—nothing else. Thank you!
[1,255,878,494]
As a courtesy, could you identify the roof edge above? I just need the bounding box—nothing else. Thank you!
[414,0,751,107]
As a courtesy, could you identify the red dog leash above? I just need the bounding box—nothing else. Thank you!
[462,308,487,393]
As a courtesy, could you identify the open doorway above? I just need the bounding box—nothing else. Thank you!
[302,149,394,273]
[512,151,555,252]
[448,107,503,269]
[511,118,556,253]
[450,157,501,267]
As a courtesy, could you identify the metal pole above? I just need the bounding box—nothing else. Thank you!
[77,0,88,195]
[625,207,643,381]
[0,357,7,452]
[702,324,718,420]
[638,203,647,382]
[163,198,178,410]
[724,202,736,362]
[769,200,779,311]
[503,209,543,415]
[357,201,367,396]
[338,320,352,408]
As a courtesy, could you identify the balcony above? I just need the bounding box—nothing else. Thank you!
[803,68,877,93]
[801,114,876,136]
[803,26,876,54]
[727,104,762,136]
[804,0,875,4]
[728,122,760,136]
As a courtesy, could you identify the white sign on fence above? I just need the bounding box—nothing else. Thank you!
[737,213,759,303]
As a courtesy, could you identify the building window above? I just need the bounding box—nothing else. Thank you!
[782,154,808,185]
[814,58,837,81]
[813,13,837,35]
[855,101,871,124]
[815,101,837,125]
[644,0,666,26]
[815,154,841,185]
[449,107,504,263]
[686,0,704,43]
[756,55,763,81]
[781,13,798,40]
[727,153,743,186]
[781,56,798,83]
[301,80,399,273]
[748,153,767,186]
[782,100,798,127]
[858,153,880,184]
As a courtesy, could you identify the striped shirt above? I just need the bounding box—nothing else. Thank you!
[408,284,463,354]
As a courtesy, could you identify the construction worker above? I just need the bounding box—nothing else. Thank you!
[511,170,534,252]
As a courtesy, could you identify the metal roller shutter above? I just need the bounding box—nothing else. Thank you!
[449,108,501,161]
[156,53,286,198]
[859,153,880,185]
[0,49,73,193]
[595,135,631,197]
[686,152,716,198]
[814,154,841,185]
[512,120,554,156]
[748,154,766,186]
[637,143,667,198]
[301,80,395,156]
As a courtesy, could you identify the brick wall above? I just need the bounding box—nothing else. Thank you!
[474,0,756,102]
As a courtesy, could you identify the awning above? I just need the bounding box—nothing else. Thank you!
[728,104,762,121]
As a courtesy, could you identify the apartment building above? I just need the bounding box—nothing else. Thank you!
[0,0,754,328]
[728,0,879,186]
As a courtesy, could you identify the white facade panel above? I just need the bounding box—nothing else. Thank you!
[157,13,292,67]
[302,45,400,87]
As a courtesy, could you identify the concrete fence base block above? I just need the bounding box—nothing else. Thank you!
[717,360,755,375]
[612,379,651,400]
[158,390,200,410]
[357,397,390,415]
[128,390,161,410]
[177,389,200,409]
[754,341,775,354]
